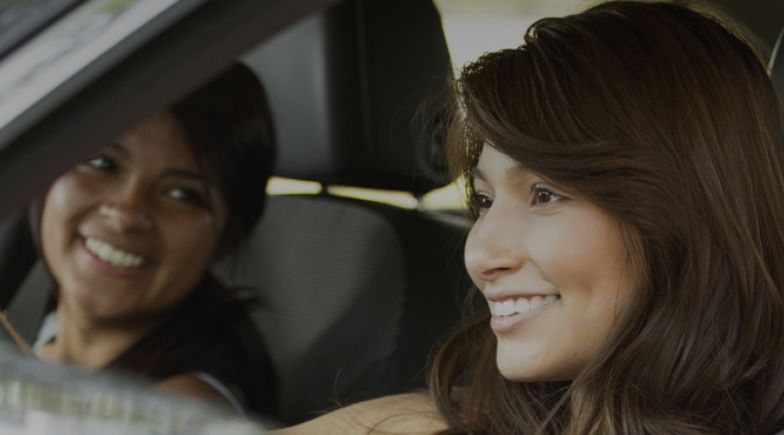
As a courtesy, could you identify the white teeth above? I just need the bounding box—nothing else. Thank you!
[530,296,544,310]
[515,298,530,313]
[502,299,514,316]
[490,294,559,316]
[85,238,144,268]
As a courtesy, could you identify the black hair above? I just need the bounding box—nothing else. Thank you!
[106,63,278,415]
[172,63,276,256]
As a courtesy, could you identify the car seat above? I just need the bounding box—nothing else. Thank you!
[218,0,471,424]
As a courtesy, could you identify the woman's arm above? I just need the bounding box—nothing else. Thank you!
[272,392,447,435]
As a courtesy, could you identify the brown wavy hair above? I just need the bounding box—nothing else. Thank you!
[429,2,784,434]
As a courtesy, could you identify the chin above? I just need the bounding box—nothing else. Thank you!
[497,367,545,382]
[497,366,574,383]
[496,352,542,382]
[496,349,576,382]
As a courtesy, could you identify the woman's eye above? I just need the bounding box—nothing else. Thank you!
[530,186,563,206]
[470,192,493,212]
[167,187,208,208]
[85,155,115,171]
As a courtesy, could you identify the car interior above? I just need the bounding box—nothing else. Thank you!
[0,0,782,431]
[0,0,471,428]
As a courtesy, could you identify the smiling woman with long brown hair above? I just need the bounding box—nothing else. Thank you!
[277,1,784,434]
[431,2,784,433]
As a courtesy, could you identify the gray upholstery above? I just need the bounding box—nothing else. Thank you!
[216,192,469,424]
[216,196,408,421]
[5,261,51,344]
[0,209,37,309]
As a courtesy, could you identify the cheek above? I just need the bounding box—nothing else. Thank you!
[537,217,633,365]
[141,215,222,309]
[529,212,629,296]
[41,175,94,253]
[464,225,482,287]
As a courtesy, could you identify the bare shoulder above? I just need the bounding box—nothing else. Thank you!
[154,374,233,409]
[272,392,448,435]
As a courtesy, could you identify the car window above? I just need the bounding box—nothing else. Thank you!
[0,0,86,61]
[0,0,203,150]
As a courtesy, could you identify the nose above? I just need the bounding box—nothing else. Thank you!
[99,179,153,233]
[464,206,524,284]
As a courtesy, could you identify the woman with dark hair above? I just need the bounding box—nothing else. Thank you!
[278,1,784,434]
[33,62,277,416]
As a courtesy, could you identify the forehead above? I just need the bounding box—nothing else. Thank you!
[116,112,198,169]
[473,146,529,183]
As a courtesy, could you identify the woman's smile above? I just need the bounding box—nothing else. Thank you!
[487,294,560,333]
[80,236,150,277]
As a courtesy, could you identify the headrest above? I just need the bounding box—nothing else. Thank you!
[243,0,452,195]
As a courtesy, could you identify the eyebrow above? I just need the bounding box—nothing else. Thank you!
[110,142,214,184]
[469,167,486,181]
[109,142,129,156]
[164,168,214,184]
